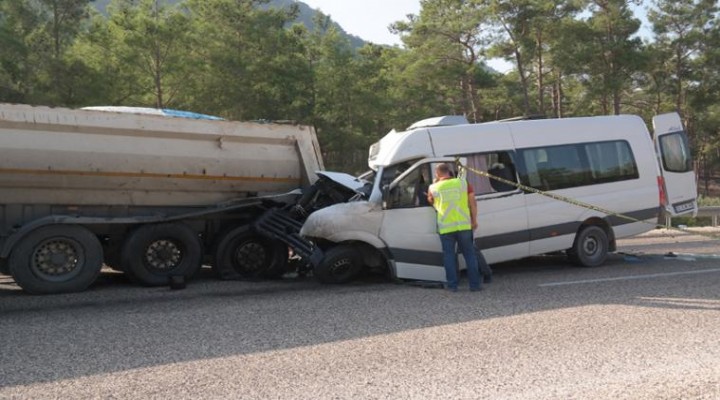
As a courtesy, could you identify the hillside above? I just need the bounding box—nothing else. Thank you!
[90,0,366,48]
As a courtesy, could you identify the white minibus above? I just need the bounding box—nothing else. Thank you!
[300,113,697,283]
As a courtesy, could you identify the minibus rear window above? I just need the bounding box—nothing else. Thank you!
[659,133,693,173]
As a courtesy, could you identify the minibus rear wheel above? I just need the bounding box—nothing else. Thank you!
[570,225,608,267]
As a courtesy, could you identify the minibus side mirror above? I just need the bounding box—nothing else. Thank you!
[382,184,391,208]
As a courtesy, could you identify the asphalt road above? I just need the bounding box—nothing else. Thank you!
[0,230,719,399]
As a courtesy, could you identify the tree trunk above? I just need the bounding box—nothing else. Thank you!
[553,70,564,118]
[153,0,163,109]
[536,30,544,114]
[467,73,482,122]
[703,153,709,196]
[53,1,61,60]
[514,48,531,115]
[613,89,621,115]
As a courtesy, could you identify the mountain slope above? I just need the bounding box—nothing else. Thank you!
[90,0,366,48]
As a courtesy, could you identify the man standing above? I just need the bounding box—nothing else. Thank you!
[427,163,481,292]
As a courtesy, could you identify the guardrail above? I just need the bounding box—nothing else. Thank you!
[664,206,720,227]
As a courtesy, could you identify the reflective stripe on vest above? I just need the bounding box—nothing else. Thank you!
[429,178,472,234]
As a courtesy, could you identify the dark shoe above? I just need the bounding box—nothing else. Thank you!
[470,287,482,292]
[483,275,493,284]
[447,287,458,292]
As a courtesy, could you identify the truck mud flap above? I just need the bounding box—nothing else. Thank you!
[254,209,323,267]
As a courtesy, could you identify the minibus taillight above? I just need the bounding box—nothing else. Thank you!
[657,176,667,207]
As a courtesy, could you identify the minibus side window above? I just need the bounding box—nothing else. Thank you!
[462,151,519,195]
[521,146,587,190]
[520,140,639,191]
[659,133,693,173]
[521,149,549,190]
[585,141,639,183]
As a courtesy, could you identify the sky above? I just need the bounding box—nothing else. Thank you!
[300,0,420,47]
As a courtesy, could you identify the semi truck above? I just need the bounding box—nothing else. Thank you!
[0,103,362,294]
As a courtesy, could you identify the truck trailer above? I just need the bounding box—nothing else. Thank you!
[0,103,361,294]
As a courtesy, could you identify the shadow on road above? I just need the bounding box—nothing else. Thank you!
[0,253,718,389]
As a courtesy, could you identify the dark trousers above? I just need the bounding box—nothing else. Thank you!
[475,243,493,278]
[440,229,481,290]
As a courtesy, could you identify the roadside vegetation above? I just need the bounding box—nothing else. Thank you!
[1,0,719,179]
[666,195,720,227]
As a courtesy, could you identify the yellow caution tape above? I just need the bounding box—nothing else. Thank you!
[456,159,719,241]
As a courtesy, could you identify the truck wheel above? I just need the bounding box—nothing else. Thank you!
[213,226,288,279]
[314,245,363,284]
[121,223,202,286]
[8,225,103,294]
[570,225,609,267]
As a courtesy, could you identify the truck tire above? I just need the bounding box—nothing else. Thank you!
[213,226,288,279]
[8,225,103,294]
[570,225,609,267]
[121,223,202,286]
[314,245,363,284]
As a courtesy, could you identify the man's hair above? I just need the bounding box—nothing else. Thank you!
[435,163,451,176]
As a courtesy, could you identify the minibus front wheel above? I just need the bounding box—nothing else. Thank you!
[569,225,609,267]
[314,244,363,284]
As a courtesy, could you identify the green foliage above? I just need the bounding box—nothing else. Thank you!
[182,0,312,120]
[306,16,400,171]
[667,215,711,227]
[0,0,93,105]
[391,0,493,122]
[697,196,720,207]
[97,0,196,108]
[0,0,720,176]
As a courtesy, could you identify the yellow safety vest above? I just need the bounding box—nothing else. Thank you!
[429,178,472,234]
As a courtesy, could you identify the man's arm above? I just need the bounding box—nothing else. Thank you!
[427,190,434,205]
[468,190,477,231]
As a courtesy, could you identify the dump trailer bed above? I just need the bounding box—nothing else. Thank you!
[0,103,323,206]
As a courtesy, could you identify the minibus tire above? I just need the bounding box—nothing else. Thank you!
[571,225,609,267]
[315,245,363,284]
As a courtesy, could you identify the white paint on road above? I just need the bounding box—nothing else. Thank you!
[637,297,720,310]
[672,252,720,259]
[539,268,720,287]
